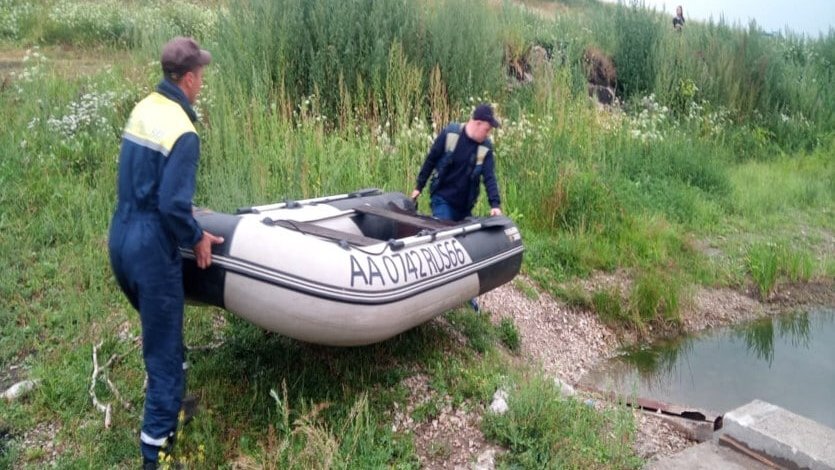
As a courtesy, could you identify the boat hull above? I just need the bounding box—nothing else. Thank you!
[182,190,523,345]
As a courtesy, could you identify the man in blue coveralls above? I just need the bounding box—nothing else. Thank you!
[410,103,504,312]
[108,36,224,469]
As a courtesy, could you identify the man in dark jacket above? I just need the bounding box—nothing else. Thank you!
[108,36,223,469]
[411,103,503,221]
[411,103,503,310]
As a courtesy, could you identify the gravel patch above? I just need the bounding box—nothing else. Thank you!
[481,278,619,384]
[398,273,686,467]
[633,412,694,459]
[19,421,62,465]
[393,275,699,467]
[392,374,500,469]
[682,287,765,330]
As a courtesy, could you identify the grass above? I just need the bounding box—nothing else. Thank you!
[592,287,626,326]
[778,245,815,283]
[497,318,522,353]
[482,373,642,469]
[1,0,834,467]
[588,270,685,335]
[512,277,540,300]
[628,270,683,330]
[728,150,835,227]
[747,241,818,300]
[445,309,522,355]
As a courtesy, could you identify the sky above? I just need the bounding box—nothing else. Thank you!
[601,0,835,37]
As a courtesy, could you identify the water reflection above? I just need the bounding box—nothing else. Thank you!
[582,308,835,429]
[615,338,692,389]
[735,312,811,364]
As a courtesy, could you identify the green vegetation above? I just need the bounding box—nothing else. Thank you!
[497,318,522,352]
[592,287,626,326]
[1,0,833,467]
[747,241,816,299]
[483,374,641,469]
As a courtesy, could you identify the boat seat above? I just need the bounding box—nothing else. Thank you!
[268,219,381,246]
[353,203,455,230]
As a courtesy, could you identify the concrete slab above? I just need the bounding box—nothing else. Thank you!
[721,399,835,470]
[645,440,771,470]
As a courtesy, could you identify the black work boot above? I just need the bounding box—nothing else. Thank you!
[142,457,158,470]
[181,394,200,425]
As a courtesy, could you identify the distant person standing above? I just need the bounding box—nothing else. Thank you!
[108,36,223,469]
[673,5,686,31]
[411,103,503,312]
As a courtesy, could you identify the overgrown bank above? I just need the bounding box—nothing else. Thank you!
[1,0,834,467]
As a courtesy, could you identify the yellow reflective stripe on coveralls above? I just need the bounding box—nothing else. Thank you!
[122,92,197,157]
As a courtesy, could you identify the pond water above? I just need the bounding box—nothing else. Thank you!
[581,307,835,429]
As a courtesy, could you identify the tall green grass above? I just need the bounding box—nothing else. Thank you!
[579,3,835,154]
[212,0,502,126]
[8,0,835,155]
[612,0,661,99]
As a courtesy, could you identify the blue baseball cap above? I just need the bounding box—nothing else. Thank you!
[472,103,501,128]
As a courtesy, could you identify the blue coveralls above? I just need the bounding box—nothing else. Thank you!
[415,123,501,222]
[108,79,204,462]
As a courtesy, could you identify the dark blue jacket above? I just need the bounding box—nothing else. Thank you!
[415,123,501,214]
[112,79,203,249]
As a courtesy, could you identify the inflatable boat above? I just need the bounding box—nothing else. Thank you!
[181,189,523,346]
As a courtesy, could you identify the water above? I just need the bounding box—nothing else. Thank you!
[581,308,835,428]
